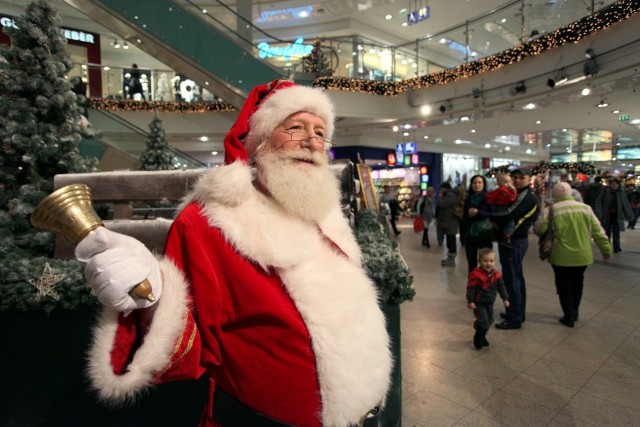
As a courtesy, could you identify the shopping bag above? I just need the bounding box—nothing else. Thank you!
[468,219,496,241]
[413,217,425,233]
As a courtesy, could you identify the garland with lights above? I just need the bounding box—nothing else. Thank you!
[89,99,236,113]
[486,161,598,177]
[314,0,640,95]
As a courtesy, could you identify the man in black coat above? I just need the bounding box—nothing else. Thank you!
[491,166,539,330]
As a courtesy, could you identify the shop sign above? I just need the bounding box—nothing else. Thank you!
[387,153,397,165]
[407,6,430,25]
[257,37,313,61]
[1,16,95,44]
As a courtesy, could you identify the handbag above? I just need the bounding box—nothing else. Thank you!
[413,217,425,233]
[468,219,496,241]
[538,206,555,260]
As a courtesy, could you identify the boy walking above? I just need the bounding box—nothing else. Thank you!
[466,248,510,349]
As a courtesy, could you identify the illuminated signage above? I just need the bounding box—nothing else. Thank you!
[407,6,430,25]
[257,37,313,61]
[387,153,397,165]
[412,153,419,164]
[1,16,95,44]
[256,6,313,23]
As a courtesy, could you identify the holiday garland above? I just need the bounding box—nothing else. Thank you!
[314,0,640,95]
[486,161,598,177]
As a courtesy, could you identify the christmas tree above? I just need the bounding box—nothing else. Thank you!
[0,0,99,312]
[139,112,175,170]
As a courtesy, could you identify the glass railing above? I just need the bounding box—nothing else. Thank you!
[179,0,618,82]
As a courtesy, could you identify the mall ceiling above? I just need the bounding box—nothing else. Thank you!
[2,0,639,171]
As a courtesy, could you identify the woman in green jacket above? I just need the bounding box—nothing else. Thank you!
[534,182,611,327]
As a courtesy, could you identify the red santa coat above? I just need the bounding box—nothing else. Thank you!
[86,161,392,426]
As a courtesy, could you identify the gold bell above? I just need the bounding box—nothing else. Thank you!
[31,184,155,302]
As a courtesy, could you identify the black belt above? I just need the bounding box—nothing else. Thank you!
[212,388,381,427]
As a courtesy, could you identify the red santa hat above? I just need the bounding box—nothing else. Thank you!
[223,79,335,165]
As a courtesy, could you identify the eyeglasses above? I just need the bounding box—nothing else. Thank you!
[277,129,334,149]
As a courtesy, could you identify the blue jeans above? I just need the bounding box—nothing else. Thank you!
[498,237,528,325]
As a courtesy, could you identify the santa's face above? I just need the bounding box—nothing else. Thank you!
[254,112,339,223]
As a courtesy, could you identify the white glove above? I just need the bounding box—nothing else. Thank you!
[75,227,163,314]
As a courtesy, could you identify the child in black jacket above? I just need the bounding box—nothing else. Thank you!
[466,248,509,349]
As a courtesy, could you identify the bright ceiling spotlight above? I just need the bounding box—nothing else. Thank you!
[581,87,591,96]
[420,105,432,115]
[597,98,608,108]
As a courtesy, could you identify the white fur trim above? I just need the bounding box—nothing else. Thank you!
[86,258,190,403]
[245,85,335,157]
[187,163,392,425]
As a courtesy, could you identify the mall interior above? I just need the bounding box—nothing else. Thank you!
[1,0,640,426]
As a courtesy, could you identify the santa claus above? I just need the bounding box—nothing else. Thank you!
[75,79,392,426]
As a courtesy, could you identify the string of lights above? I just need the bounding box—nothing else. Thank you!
[486,161,598,177]
[89,99,236,113]
[314,0,640,95]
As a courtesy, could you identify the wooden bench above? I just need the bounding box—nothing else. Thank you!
[52,162,356,259]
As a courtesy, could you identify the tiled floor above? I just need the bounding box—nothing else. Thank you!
[393,220,640,426]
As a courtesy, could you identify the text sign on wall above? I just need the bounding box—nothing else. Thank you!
[1,16,96,44]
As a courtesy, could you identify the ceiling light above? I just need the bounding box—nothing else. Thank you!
[470,129,476,133]
[536,120,542,124]
[404,124,412,129]
[200,136,209,142]
[385,14,392,20]
[597,99,608,108]
[485,143,491,148]
[123,41,129,49]
[211,151,218,155]
[460,116,470,122]
[581,87,591,96]
[392,125,399,132]
[402,22,408,27]
[423,135,429,139]
[421,105,432,115]
[403,132,409,136]
[523,103,536,110]
[612,109,620,114]
[505,146,511,151]
[298,10,309,18]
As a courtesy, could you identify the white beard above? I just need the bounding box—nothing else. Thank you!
[255,149,341,223]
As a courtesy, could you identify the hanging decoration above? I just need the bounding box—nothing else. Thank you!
[28,262,64,301]
[485,161,598,177]
[89,99,236,113]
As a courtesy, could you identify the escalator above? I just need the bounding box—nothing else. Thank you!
[63,0,285,107]
[82,109,206,170]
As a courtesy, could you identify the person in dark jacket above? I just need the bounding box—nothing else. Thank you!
[463,175,494,273]
[492,166,538,330]
[467,248,509,349]
[437,182,460,267]
[597,178,633,253]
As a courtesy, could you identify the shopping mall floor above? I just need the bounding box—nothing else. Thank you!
[393,220,640,426]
